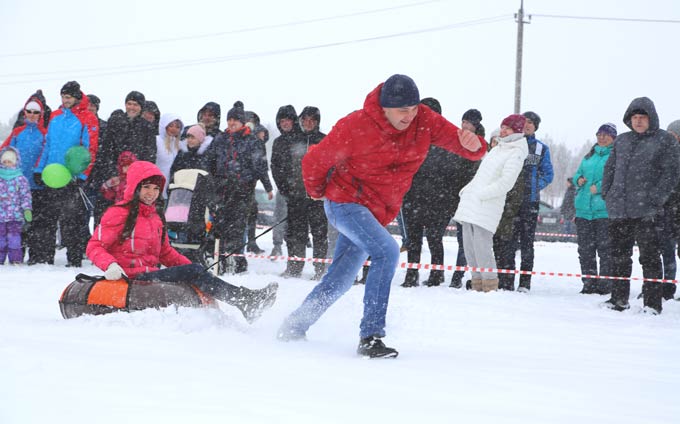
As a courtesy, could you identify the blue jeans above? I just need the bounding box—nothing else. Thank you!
[281,200,399,339]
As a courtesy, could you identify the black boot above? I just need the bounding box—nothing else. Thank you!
[449,271,463,288]
[518,274,531,292]
[354,264,369,285]
[311,263,326,281]
[662,282,676,300]
[425,270,445,287]
[602,280,631,311]
[357,335,398,358]
[246,241,264,254]
[231,283,279,323]
[401,269,419,287]
[580,279,597,294]
[642,281,663,314]
[234,256,248,274]
[498,274,515,291]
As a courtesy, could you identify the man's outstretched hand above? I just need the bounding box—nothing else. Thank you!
[458,128,482,152]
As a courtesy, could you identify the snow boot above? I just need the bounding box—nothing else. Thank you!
[600,298,630,312]
[425,270,445,287]
[246,241,264,254]
[481,278,499,292]
[662,282,676,301]
[401,269,419,288]
[270,244,283,261]
[232,282,279,323]
[449,272,463,288]
[642,281,663,314]
[580,279,598,294]
[357,336,398,358]
[517,274,531,292]
[311,263,326,281]
[470,278,483,292]
[498,274,515,291]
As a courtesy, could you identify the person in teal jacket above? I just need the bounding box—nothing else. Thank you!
[572,123,616,294]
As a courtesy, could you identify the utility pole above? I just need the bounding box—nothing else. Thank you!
[514,0,531,113]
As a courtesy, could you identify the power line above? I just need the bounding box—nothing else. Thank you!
[531,14,680,24]
[0,0,445,59]
[0,15,511,85]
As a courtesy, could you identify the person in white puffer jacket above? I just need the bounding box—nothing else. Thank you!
[155,113,184,198]
[454,114,529,292]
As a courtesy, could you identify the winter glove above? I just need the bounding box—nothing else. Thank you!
[23,210,32,223]
[105,263,127,280]
[458,128,482,152]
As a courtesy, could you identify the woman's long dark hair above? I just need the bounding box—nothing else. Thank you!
[116,184,167,245]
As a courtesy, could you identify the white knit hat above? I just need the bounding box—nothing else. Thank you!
[25,101,41,112]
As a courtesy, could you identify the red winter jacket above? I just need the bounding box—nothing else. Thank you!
[302,83,486,226]
[86,161,191,278]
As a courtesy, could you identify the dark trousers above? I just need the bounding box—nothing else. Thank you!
[285,196,328,274]
[608,217,663,311]
[135,263,239,302]
[246,192,258,243]
[31,182,90,265]
[213,182,251,272]
[451,223,468,282]
[402,193,456,276]
[510,202,539,289]
[494,232,517,290]
[575,217,612,292]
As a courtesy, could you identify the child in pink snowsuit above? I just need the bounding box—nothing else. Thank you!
[0,147,32,264]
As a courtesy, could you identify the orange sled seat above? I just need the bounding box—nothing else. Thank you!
[59,274,218,319]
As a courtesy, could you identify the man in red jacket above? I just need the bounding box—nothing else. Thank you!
[277,74,485,357]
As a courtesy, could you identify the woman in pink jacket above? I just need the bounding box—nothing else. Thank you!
[86,160,277,323]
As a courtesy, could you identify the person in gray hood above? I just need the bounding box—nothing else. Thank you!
[601,96,680,314]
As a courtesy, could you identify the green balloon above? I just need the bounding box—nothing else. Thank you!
[42,164,72,189]
[64,145,91,175]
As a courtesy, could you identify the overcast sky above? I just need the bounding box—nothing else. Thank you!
[1,0,678,149]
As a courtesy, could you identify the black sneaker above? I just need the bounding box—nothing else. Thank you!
[601,298,630,312]
[357,336,398,358]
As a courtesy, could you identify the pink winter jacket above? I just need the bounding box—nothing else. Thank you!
[86,161,191,278]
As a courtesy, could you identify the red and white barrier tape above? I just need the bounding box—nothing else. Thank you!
[218,252,678,284]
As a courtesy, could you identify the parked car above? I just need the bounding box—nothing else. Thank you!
[254,188,276,226]
[536,201,562,242]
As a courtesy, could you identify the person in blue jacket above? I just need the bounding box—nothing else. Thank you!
[34,81,99,267]
[509,111,554,291]
[573,123,616,295]
[2,93,48,264]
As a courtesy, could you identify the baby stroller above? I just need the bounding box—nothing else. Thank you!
[165,169,235,275]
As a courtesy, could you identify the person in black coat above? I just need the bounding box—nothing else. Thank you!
[401,102,482,287]
[271,105,328,279]
[205,102,273,274]
[87,91,157,224]
[601,97,680,314]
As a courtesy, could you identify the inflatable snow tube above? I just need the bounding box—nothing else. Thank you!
[59,274,218,319]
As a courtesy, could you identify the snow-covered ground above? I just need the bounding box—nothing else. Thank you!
[2,235,679,424]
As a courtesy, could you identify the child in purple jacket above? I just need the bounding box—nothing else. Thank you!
[0,147,32,264]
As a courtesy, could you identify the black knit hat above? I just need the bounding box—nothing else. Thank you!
[227,101,246,124]
[462,109,483,126]
[420,97,441,114]
[522,111,541,130]
[379,74,420,107]
[125,91,146,107]
[86,94,101,110]
[60,81,82,100]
